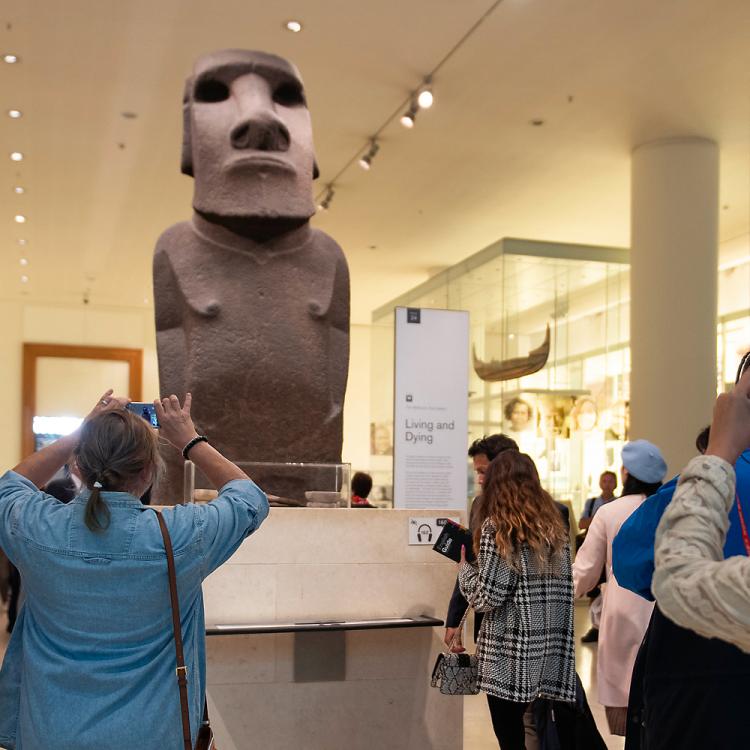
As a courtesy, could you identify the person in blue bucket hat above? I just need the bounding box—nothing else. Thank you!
[573,439,667,737]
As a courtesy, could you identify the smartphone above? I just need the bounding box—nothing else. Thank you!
[126,402,160,428]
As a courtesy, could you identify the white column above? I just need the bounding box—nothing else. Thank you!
[630,137,719,475]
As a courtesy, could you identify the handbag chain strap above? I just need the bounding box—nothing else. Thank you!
[446,589,478,653]
[153,510,194,750]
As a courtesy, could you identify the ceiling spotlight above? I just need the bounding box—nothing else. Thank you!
[14,186,24,194]
[14,214,26,223]
[19,258,28,266]
[20,275,28,283]
[358,139,380,171]
[317,185,335,212]
[285,20,303,32]
[8,109,22,119]
[10,151,23,161]
[3,54,19,64]
[400,100,419,129]
[417,79,434,109]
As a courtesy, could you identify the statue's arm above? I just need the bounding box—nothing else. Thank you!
[153,245,188,400]
[327,251,350,422]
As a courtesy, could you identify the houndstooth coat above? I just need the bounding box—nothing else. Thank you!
[458,520,576,703]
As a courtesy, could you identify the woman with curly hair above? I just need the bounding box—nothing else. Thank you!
[458,450,575,750]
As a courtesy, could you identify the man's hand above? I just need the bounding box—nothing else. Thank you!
[444,627,466,653]
[706,367,750,465]
[155,393,198,450]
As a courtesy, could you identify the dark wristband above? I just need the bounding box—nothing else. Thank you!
[182,435,208,460]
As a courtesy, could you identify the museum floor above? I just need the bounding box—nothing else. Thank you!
[0,600,621,750]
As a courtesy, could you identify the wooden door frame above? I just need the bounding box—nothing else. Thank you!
[21,343,143,457]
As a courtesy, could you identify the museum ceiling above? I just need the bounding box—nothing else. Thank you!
[1,0,749,324]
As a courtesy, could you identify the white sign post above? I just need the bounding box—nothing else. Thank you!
[393,307,469,510]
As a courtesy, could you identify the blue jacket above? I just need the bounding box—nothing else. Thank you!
[612,450,750,600]
[0,471,269,750]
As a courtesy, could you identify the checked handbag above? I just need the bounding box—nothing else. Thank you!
[430,595,480,696]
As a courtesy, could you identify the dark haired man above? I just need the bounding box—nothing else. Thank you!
[444,434,519,651]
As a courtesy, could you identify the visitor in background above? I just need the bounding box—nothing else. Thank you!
[351,471,375,507]
[573,440,666,736]
[0,390,269,749]
[577,470,618,644]
[458,450,575,750]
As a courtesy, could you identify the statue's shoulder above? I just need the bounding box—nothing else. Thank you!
[309,228,346,261]
[154,221,199,258]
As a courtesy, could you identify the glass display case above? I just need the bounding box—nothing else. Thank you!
[184,460,351,508]
[371,238,630,514]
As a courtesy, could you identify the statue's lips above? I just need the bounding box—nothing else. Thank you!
[225,155,296,174]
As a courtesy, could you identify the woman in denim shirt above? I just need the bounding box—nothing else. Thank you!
[0,391,269,749]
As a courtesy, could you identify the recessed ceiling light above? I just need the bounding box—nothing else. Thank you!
[285,20,303,32]
[20,275,28,283]
[17,238,27,246]
[14,214,26,223]
[10,151,23,161]
[530,118,545,127]
[8,109,22,119]
[19,258,28,266]
[3,54,19,64]
[14,186,24,194]
[121,111,138,119]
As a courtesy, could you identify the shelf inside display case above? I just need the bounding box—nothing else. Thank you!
[184,460,351,508]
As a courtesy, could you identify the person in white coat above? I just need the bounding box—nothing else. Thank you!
[573,440,667,736]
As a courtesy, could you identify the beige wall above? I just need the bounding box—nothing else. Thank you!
[0,299,160,471]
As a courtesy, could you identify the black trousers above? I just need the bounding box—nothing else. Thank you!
[486,694,529,750]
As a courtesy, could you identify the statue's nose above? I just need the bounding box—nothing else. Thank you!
[230,118,290,151]
[230,74,290,152]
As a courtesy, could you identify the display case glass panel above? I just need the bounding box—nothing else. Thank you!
[371,238,630,514]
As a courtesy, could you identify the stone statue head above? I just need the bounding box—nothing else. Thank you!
[182,49,319,222]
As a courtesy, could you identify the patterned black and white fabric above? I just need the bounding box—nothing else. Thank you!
[458,519,576,703]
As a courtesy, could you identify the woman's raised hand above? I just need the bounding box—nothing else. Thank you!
[85,389,130,421]
[155,393,198,450]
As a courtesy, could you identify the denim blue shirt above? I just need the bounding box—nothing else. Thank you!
[612,449,750,600]
[0,471,269,750]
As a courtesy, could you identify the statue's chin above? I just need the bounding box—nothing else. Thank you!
[193,194,315,224]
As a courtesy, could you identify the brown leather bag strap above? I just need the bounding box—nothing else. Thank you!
[153,510,193,750]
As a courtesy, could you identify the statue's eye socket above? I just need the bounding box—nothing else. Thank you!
[273,82,305,107]
[194,79,230,103]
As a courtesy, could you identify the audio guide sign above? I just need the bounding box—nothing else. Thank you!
[394,307,469,510]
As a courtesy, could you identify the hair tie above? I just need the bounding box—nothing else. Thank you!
[93,481,103,489]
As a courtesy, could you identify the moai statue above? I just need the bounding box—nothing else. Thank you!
[153,50,350,503]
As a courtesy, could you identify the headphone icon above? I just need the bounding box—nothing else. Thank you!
[417,524,433,543]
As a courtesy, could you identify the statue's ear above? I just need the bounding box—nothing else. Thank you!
[313,159,320,180]
[180,78,194,177]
